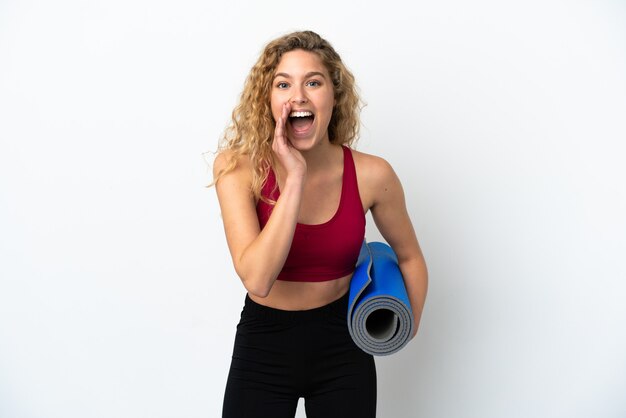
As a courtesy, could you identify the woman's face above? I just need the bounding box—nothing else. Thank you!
[270,49,335,151]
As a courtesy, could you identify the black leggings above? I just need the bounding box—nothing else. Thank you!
[222,292,377,418]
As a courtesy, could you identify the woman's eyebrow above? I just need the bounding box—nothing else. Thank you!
[273,71,327,80]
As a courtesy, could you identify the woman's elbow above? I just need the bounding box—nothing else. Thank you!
[244,282,272,298]
[237,269,275,298]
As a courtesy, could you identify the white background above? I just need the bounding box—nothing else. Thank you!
[1,0,625,417]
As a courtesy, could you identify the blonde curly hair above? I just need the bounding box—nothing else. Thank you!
[213,30,362,201]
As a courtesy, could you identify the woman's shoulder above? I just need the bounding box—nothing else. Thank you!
[350,148,402,209]
[213,149,254,184]
[350,148,397,183]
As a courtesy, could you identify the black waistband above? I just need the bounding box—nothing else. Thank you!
[243,291,349,322]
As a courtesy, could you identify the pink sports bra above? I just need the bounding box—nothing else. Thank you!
[256,146,366,282]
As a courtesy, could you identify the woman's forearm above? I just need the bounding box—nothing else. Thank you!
[399,255,429,337]
[235,175,305,297]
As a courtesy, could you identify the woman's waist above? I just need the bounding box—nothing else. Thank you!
[248,273,351,311]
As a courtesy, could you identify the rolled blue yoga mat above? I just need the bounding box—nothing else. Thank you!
[347,241,415,356]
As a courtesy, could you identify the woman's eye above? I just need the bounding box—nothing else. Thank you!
[307,80,321,87]
[276,82,289,89]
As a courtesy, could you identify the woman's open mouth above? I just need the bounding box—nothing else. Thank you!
[288,110,315,136]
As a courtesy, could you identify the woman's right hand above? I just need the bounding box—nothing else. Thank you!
[212,102,308,298]
[272,102,307,180]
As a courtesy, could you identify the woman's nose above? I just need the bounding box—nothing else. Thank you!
[290,86,308,104]
[290,96,308,104]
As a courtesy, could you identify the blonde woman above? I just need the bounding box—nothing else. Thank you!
[213,30,427,418]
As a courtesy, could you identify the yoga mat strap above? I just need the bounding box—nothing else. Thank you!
[347,241,415,356]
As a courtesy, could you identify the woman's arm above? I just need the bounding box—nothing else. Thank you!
[213,102,306,297]
[360,155,428,337]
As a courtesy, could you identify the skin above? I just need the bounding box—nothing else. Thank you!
[214,49,428,335]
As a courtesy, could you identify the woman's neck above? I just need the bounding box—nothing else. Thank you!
[300,141,341,173]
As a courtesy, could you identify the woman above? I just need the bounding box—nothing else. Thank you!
[213,30,428,418]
